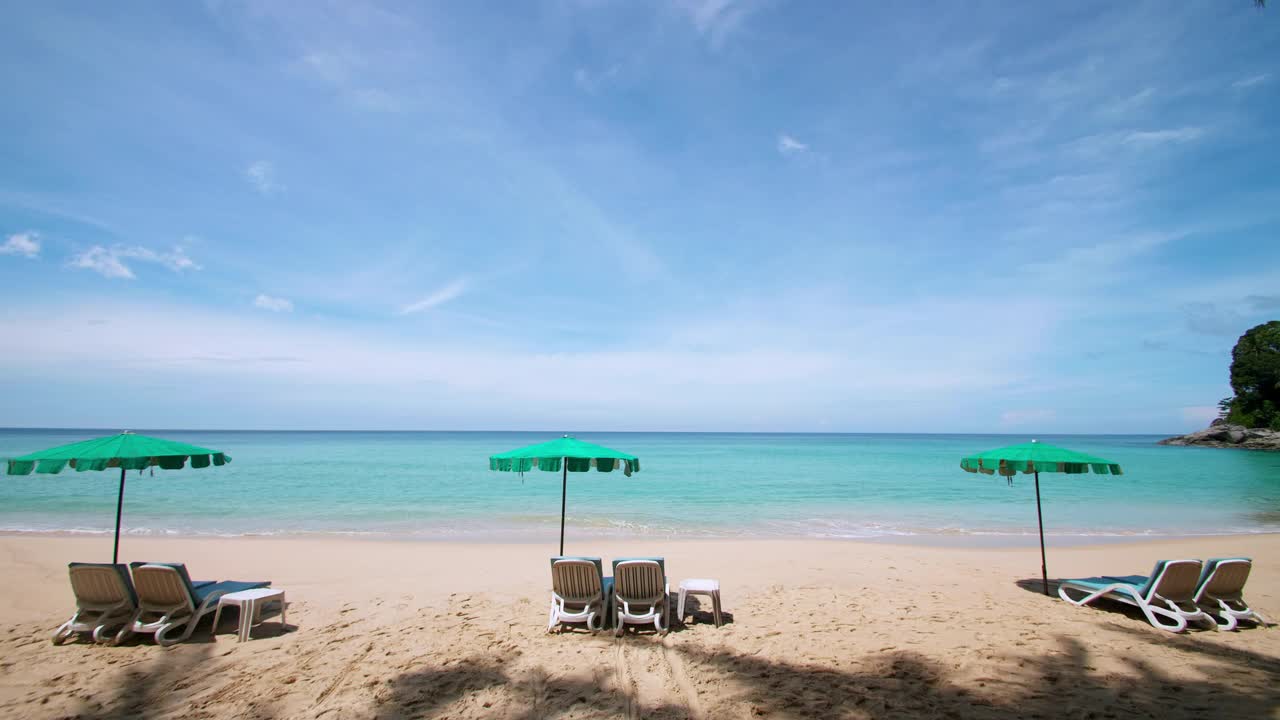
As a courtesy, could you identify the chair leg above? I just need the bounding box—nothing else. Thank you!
[712,591,723,627]
[678,588,687,621]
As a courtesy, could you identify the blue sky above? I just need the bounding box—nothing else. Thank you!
[1,1,1278,433]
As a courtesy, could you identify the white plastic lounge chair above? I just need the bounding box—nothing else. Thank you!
[1058,559,1212,632]
[1195,557,1269,631]
[52,563,138,646]
[128,562,269,646]
[612,557,669,636]
[548,556,612,633]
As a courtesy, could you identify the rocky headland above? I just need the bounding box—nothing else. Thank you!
[1159,419,1280,451]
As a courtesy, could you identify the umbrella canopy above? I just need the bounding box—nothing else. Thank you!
[5,431,231,562]
[489,435,640,554]
[961,441,1122,477]
[960,440,1122,596]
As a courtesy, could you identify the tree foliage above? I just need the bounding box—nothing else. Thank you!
[1224,320,1280,430]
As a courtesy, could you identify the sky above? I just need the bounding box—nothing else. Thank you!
[1,1,1278,433]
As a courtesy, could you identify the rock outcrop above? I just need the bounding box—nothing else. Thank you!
[1159,421,1280,451]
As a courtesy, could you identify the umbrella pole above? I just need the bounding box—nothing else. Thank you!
[559,459,567,556]
[113,466,126,564]
[1034,470,1048,596]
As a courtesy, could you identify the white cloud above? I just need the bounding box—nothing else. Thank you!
[1231,73,1269,90]
[69,247,135,279]
[253,294,294,312]
[777,134,809,156]
[1121,127,1205,146]
[0,293,1052,431]
[246,161,282,195]
[399,278,468,315]
[0,232,40,258]
[68,245,201,280]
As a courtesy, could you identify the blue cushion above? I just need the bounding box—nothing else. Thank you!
[1101,574,1150,587]
[1065,576,1138,591]
[193,580,270,604]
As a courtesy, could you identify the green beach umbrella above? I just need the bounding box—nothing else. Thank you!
[489,435,640,555]
[960,440,1122,596]
[5,431,231,563]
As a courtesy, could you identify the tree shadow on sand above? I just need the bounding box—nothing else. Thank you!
[372,655,690,719]
[68,643,276,720]
[678,632,1279,719]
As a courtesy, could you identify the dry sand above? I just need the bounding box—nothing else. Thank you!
[0,534,1276,719]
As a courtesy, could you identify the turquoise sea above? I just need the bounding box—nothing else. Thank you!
[2,430,1279,544]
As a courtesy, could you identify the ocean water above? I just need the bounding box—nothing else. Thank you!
[1,429,1279,544]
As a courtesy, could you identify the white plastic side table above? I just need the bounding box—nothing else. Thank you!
[677,578,722,627]
[213,588,286,642]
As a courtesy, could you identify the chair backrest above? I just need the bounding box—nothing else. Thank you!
[551,558,604,602]
[130,563,198,610]
[1196,558,1252,602]
[1146,559,1203,602]
[613,559,665,603]
[68,563,136,608]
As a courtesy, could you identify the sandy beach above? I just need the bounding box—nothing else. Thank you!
[0,534,1276,719]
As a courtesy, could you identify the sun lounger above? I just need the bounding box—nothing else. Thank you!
[548,556,612,632]
[612,557,669,635]
[128,562,269,646]
[1058,559,1212,632]
[52,563,139,646]
[1195,557,1269,631]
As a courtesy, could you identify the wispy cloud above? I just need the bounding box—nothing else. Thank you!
[1121,127,1206,147]
[1246,294,1280,311]
[1231,73,1269,90]
[777,134,808,156]
[1021,231,1184,277]
[676,0,764,49]
[68,245,201,280]
[1182,302,1244,337]
[399,278,468,315]
[1099,87,1155,117]
[0,232,40,259]
[253,294,294,312]
[245,161,282,195]
[300,51,401,112]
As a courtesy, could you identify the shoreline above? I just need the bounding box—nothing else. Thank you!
[3,527,1278,549]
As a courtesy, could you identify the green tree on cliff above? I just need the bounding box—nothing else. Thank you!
[1220,321,1280,430]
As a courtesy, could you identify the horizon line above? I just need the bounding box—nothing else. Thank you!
[0,426,1179,437]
